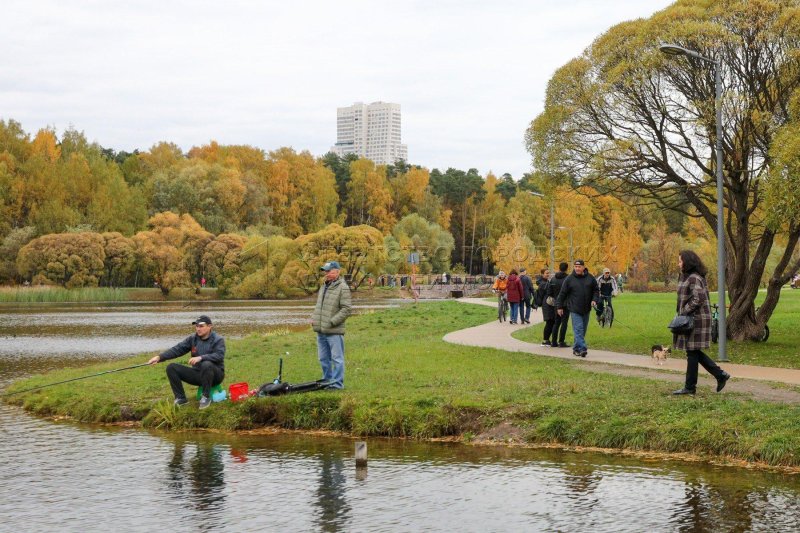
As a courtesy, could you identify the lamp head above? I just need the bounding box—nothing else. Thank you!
[659,43,689,56]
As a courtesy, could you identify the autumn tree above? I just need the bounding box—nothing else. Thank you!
[386,214,454,274]
[287,223,387,292]
[17,232,106,287]
[526,0,800,340]
[132,212,212,295]
[345,159,395,233]
[101,232,136,287]
[201,233,247,295]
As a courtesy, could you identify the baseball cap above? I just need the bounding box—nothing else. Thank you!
[192,315,212,325]
[603,268,611,274]
[320,261,341,271]
[574,259,585,266]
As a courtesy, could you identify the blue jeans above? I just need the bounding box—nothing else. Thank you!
[317,333,345,389]
[510,302,520,322]
[570,312,591,352]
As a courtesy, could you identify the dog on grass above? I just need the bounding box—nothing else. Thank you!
[651,344,671,365]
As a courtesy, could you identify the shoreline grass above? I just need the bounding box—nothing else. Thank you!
[513,289,800,369]
[5,301,800,468]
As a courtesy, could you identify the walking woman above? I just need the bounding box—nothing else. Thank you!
[672,250,730,395]
[506,269,525,325]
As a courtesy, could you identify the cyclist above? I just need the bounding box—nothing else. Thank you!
[492,271,509,322]
[595,268,618,320]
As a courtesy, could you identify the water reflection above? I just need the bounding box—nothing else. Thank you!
[313,452,351,532]
[166,440,227,531]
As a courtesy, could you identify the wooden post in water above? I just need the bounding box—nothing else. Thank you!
[355,441,367,466]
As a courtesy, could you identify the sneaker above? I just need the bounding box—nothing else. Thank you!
[198,396,212,409]
[558,342,569,348]
[716,372,730,392]
[580,350,587,358]
[174,398,188,407]
[541,340,551,347]
[573,350,581,357]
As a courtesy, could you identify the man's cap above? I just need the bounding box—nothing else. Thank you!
[320,261,341,271]
[603,267,611,274]
[519,268,527,273]
[574,259,585,266]
[192,315,212,325]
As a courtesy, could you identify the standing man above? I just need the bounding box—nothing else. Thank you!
[312,261,352,389]
[549,262,570,348]
[148,315,225,409]
[519,268,535,324]
[555,259,600,358]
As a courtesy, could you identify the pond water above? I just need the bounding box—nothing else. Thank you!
[1,301,799,531]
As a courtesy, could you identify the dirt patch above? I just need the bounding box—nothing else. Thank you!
[472,421,526,444]
[573,361,800,404]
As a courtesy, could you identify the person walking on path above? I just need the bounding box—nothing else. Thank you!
[672,250,730,395]
[536,269,555,346]
[555,259,599,357]
[519,268,535,324]
[147,315,225,409]
[505,269,525,324]
[312,261,352,389]
[549,262,571,348]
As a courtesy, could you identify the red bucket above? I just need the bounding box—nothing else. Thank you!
[229,382,250,402]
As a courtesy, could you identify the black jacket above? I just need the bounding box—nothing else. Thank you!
[519,274,535,301]
[536,277,555,320]
[555,270,600,315]
[158,331,226,371]
[548,271,567,302]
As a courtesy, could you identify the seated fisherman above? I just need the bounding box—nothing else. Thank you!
[147,315,225,409]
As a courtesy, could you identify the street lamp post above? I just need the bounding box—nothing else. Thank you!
[557,226,573,264]
[660,43,728,362]
[528,191,555,273]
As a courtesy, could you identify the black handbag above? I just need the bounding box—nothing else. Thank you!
[668,314,694,334]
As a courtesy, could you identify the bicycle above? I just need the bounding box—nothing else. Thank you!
[495,291,508,322]
[596,295,614,328]
[711,303,770,343]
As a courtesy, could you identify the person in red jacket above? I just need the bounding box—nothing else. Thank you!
[505,269,525,324]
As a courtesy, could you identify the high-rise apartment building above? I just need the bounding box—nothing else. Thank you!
[331,101,408,165]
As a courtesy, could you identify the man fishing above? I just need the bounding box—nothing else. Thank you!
[147,315,225,409]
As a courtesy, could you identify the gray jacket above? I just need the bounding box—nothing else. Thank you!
[158,331,226,371]
[312,277,352,335]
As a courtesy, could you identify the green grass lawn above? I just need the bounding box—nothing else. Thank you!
[513,289,800,369]
[5,301,800,467]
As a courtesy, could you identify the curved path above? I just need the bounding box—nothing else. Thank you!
[444,298,800,392]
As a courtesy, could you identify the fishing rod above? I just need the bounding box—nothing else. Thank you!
[2,362,152,397]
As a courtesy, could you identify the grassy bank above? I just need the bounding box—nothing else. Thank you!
[513,289,800,369]
[5,301,800,467]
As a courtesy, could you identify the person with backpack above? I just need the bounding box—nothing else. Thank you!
[555,259,600,357]
[549,262,570,348]
[535,268,555,346]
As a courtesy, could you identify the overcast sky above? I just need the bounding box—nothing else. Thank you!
[3,0,673,178]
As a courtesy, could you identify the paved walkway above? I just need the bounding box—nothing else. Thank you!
[444,298,800,387]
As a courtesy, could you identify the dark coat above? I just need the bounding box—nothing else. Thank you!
[505,274,524,303]
[519,273,535,301]
[673,272,712,351]
[536,277,555,320]
[555,269,600,315]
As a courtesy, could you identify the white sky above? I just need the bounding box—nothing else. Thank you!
[2,0,673,178]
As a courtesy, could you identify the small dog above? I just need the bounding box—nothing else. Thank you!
[651,344,671,365]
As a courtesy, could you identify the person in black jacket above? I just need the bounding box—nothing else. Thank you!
[549,262,570,347]
[535,268,555,345]
[519,268,535,324]
[555,259,600,357]
[148,315,226,409]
